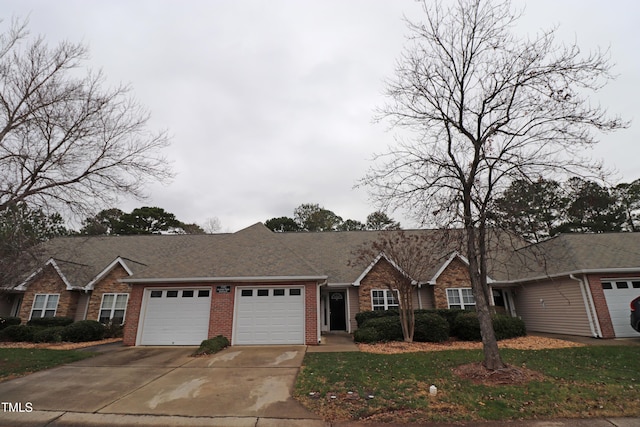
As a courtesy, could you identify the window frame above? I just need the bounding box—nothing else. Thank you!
[371,289,399,311]
[446,288,476,310]
[99,293,129,325]
[30,294,60,319]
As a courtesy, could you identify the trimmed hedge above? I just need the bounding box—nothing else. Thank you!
[361,316,404,341]
[61,320,106,342]
[453,312,526,341]
[356,309,466,330]
[27,317,74,327]
[414,312,450,343]
[34,326,65,343]
[193,335,230,356]
[1,325,39,342]
[0,316,21,331]
[353,327,380,343]
[355,309,399,328]
[355,309,524,343]
[492,314,527,340]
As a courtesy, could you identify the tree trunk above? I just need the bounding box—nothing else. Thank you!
[465,221,506,370]
[398,286,414,342]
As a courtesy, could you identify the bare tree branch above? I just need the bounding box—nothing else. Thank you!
[362,0,628,370]
[0,18,173,217]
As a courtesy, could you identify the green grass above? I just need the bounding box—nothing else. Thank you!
[294,347,639,423]
[0,348,96,381]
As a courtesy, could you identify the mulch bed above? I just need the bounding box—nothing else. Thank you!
[357,335,584,354]
[0,338,123,350]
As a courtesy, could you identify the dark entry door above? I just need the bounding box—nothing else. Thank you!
[329,291,346,331]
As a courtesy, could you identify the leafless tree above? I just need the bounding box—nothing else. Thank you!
[0,18,172,216]
[202,216,222,234]
[362,0,627,370]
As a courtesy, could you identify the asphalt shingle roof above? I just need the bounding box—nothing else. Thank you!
[11,223,640,289]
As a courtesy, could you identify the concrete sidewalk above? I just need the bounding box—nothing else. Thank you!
[3,411,639,426]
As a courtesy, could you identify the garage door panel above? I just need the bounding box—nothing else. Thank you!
[140,288,211,345]
[602,280,640,338]
[234,287,305,345]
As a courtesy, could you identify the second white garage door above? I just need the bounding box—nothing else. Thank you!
[139,288,211,345]
[234,287,305,345]
[602,279,640,338]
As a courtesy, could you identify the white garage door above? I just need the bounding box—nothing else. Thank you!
[140,288,211,345]
[234,287,305,345]
[602,280,640,338]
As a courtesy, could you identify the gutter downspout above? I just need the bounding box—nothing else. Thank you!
[417,283,423,310]
[570,274,602,338]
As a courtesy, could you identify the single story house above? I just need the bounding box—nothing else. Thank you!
[1,223,638,345]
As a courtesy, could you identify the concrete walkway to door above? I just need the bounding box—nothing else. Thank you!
[308,332,360,353]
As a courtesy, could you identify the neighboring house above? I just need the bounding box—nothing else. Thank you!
[1,223,638,346]
[493,233,640,339]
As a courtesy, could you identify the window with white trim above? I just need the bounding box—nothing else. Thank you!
[30,294,59,319]
[99,293,129,325]
[371,289,399,311]
[446,288,475,310]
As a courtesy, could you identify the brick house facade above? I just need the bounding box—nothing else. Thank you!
[5,225,639,343]
[18,265,79,321]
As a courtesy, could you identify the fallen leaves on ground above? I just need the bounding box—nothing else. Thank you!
[358,335,584,354]
[0,338,122,350]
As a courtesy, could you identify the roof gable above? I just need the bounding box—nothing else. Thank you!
[84,257,135,290]
[353,252,417,286]
[16,258,81,291]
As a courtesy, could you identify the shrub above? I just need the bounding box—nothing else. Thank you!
[493,315,527,340]
[362,316,403,341]
[452,311,482,341]
[62,320,106,342]
[414,312,450,343]
[27,317,74,328]
[1,325,39,342]
[103,321,124,338]
[425,309,466,331]
[355,309,399,328]
[192,335,230,356]
[353,327,380,343]
[33,326,65,343]
[0,316,21,331]
[453,312,527,341]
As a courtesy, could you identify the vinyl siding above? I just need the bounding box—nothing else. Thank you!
[75,293,90,321]
[512,278,592,336]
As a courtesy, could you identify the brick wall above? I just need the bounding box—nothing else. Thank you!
[432,257,472,309]
[210,283,233,341]
[18,266,79,321]
[86,265,131,322]
[585,273,628,339]
[304,282,318,345]
[357,257,473,313]
[122,284,144,346]
[358,258,408,311]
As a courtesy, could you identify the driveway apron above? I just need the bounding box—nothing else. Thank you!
[0,345,318,421]
[103,345,315,419]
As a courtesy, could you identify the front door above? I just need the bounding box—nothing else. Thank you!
[329,291,346,331]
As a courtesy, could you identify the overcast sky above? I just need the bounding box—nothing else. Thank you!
[4,1,639,232]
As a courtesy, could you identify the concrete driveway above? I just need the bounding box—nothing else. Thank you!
[0,346,325,427]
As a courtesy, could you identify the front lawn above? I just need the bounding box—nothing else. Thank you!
[0,348,96,382]
[294,346,639,423]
